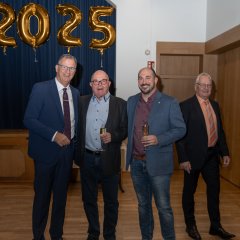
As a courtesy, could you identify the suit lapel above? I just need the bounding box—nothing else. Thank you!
[82,95,91,130]
[105,96,114,129]
[192,95,208,134]
[129,94,141,136]
[148,92,162,126]
[50,80,64,122]
[70,86,78,128]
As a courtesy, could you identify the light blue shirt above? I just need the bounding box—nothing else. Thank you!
[85,92,110,151]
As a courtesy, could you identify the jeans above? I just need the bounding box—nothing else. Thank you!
[131,159,175,240]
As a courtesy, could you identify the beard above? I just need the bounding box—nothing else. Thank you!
[139,84,155,95]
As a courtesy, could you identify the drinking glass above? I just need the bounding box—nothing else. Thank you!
[100,127,106,151]
[142,122,149,151]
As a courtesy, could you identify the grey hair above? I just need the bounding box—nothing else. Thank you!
[195,72,212,84]
[58,54,77,66]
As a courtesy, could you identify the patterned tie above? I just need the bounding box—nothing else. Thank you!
[63,88,71,140]
[204,100,217,146]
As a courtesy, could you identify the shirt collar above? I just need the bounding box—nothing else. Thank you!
[92,92,111,102]
[55,78,70,92]
[141,89,157,103]
[196,94,209,105]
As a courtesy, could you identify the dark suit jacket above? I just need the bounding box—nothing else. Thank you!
[126,91,186,176]
[75,94,127,175]
[176,95,229,169]
[24,79,80,164]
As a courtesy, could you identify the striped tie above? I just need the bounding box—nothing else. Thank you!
[204,100,217,146]
[63,88,71,140]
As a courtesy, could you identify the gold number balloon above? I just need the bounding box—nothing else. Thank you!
[89,6,116,55]
[56,4,82,52]
[17,3,50,48]
[0,2,17,51]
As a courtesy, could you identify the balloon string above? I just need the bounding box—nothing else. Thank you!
[3,46,7,56]
[33,48,38,63]
[100,54,103,68]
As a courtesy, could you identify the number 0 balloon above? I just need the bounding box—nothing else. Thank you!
[17,3,50,48]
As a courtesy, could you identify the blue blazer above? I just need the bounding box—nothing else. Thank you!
[24,79,80,164]
[126,91,186,176]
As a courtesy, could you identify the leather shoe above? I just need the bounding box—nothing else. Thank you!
[186,225,202,239]
[87,235,99,240]
[209,226,235,239]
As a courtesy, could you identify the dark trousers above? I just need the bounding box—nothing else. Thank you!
[182,148,220,228]
[80,152,119,240]
[32,144,74,240]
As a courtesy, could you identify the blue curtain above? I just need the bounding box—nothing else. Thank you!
[0,0,116,129]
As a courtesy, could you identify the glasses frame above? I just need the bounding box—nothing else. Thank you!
[91,79,108,86]
[196,83,212,89]
[58,64,76,73]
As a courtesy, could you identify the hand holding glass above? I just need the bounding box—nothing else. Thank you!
[100,127,107,151]
[142,122,149,150]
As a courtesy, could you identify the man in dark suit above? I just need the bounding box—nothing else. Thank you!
[176,72,235,240]
[126,67,186,240]
[75,70,127,240]
[24,54,80,240]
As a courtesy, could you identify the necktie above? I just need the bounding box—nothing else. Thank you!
[63,88,71,140]
[204,100,217,146]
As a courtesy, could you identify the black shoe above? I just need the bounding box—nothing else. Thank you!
[87,235,99,240]
[209,226,235,239]
[186,225,202,239]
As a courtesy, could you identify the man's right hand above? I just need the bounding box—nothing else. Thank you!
[180,161,191,174]
[54,132,70,147]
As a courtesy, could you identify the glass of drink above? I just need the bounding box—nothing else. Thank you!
[142,122,149,151]
[100,126,106,151]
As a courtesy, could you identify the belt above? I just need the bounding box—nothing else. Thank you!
[133,154,146,160]
[85,148,101,155]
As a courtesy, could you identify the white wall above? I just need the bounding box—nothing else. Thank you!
[111,0,207,100]
[206,0,240,40]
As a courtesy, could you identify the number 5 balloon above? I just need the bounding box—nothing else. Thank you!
[89,6,116,55]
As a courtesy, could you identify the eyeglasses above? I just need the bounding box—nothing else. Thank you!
[91,79,108,86]
[196,83,212,89]
[58,64,76,72]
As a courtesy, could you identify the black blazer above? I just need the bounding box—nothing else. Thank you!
[75,94,127,175]
[176,95,229,170]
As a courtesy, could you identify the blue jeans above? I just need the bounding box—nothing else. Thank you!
[131,160,176,240]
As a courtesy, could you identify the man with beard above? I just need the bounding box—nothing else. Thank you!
[126,67,186,240]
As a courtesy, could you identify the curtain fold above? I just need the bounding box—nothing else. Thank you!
[0,0,116,129]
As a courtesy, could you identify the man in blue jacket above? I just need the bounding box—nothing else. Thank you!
[126,67,186,240]
[24,54,80,240]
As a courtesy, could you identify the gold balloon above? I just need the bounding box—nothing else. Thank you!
[89,6,116,54]
[17,3,50,48]
[56,4,82,51]
[0,3,17,49]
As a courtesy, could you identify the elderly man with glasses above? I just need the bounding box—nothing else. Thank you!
[24,54,80,240]
[176,72,235,240]
[75,70,127,240]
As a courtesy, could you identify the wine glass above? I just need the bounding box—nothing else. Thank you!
[100,126,106,151]
[142,122,149,151]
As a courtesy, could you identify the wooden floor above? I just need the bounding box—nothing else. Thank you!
[0,170,240,240]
